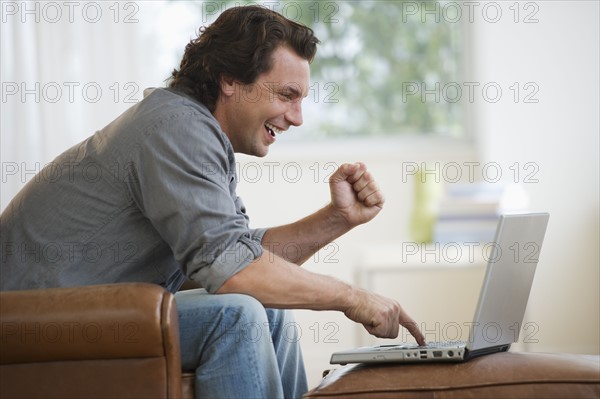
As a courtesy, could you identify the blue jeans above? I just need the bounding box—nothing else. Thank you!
[175,289,308,398]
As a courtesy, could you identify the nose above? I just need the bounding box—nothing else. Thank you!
[285,100,303,127]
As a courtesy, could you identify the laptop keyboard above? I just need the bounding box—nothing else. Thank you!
[376,341,465,351]
[421,341,465,349]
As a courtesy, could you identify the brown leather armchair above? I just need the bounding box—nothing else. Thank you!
[0,283,195,399]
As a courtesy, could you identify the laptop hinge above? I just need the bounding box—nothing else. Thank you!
[465,344,511,360]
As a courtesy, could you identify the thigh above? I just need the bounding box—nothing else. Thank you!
[175,289,285,398]
[175,288,272,369]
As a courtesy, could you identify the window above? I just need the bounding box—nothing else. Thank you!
[152,0,467,141]
[163,1,466,140]
[295,0,465,139]
[189,1,463,141]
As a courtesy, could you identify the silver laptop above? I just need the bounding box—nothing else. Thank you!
[330,213,550,365]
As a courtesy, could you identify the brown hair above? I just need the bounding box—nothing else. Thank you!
[169,5,319,112]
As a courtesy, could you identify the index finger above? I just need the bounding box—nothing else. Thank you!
[400,317,426,346]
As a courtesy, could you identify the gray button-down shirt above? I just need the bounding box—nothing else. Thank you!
[1,88,266,293]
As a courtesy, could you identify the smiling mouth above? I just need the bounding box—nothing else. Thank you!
[265,122,283,138]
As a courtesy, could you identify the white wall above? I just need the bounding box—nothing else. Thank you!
[470,1,599,354]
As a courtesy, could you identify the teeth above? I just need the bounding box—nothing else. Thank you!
[265,122,282,135]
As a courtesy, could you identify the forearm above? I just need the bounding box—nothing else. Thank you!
[216,249,426,344]
[262,162,385,265]
[216,249,354,310]
[262,203,351,265]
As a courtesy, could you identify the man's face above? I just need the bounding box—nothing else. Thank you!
[213,46,310,157]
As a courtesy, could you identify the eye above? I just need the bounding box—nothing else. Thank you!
[280,91,304,104]
[279,91,294,101]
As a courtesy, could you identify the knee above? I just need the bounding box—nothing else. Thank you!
[265,309,301,343]
[216,293,268,325]
[175,290,268,334]
[265,307,296,329]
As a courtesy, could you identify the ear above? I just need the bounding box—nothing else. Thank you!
[219,75,237,98]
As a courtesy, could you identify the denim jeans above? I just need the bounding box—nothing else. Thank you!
[175,289,308,398]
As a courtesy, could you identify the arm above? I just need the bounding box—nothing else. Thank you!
[219,162,425,344]
[217,250,425,344]
[263,162,384,265]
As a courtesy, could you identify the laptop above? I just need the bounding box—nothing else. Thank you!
[330,213,550,365]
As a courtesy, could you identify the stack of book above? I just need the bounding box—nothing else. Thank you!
[433,183,529,244]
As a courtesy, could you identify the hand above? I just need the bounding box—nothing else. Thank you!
[329,163,385,229]
[344,288,426,345]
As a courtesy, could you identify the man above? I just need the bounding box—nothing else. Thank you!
[1,5,425,398]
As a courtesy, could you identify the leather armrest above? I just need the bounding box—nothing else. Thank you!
[0,283,179,364]
[0,283,183,398]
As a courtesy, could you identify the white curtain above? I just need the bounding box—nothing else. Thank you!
[1,1,204,210]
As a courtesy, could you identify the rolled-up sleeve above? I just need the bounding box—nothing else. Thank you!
[126,104,263,293]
